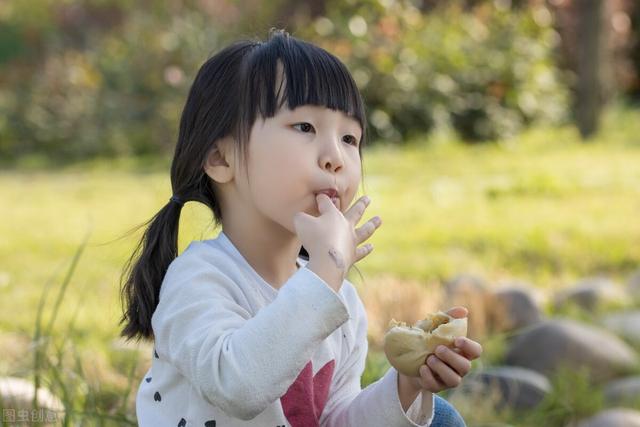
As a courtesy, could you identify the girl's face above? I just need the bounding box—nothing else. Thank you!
[238,104,363,235]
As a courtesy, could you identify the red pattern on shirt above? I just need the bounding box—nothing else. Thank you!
[280,360,335,427]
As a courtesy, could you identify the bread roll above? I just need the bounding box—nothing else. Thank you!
[383,311,468,377]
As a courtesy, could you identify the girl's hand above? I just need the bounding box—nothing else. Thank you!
[400,307,483,394]
[294,194,381,289]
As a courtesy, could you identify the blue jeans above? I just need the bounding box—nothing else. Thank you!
[432,395,466,427]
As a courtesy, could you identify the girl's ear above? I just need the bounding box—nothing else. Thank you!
[204,136,235,184]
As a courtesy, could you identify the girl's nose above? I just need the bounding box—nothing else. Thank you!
[318,137,345,172]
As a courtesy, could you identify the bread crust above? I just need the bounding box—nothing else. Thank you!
[383,311,468,377]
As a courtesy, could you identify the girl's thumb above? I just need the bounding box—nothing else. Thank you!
[446,306,469,319]
[316,193,334,214]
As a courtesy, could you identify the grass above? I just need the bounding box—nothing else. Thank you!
[1,105,640,425]
[361,107,640,289]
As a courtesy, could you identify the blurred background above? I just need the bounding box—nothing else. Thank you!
[1,0,639,425]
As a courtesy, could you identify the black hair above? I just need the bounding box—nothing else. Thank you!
[119,28,368,342]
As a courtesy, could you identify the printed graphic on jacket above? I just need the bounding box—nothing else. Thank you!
[280,360,335,427]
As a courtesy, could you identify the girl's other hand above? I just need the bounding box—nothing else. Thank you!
[405,306,483,394]
[294,194,381,290]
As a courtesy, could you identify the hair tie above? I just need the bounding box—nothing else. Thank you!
[169,195,185,207]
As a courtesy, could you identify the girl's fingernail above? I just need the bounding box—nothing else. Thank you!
[455,337,464,347]
[363,196,370,204]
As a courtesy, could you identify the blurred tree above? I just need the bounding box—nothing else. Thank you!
[274,0,327,22]
[629,3,640,100]
[551,0,637,139]
[297,0,569,143]
[575,0,606,139]
[0,0,230,163]
[3,0,637,162]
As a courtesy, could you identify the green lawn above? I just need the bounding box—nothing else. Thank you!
[365,112,640,288]
[3,106,640,339]
[2,106,639,424]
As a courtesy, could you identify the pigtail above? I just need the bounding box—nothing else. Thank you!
[117,41,256,343]
[118,199,184,342]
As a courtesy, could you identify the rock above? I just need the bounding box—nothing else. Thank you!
[629,269,640,301]
[0,376,65,424]
[444,274,488,296]
[504,319,639,383]
[604,376,640,406]
[443,274,491,339]
[554,277,626,312]
[490,286,543,332]
[575,408,640,427]
[454,366,551,411]
[601,310,640,346]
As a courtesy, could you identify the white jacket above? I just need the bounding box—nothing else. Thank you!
[136,231,434,426]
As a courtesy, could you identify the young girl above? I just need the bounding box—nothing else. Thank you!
[119,28,481,427]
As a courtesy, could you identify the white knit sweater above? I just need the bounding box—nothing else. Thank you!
[135,231,434,426]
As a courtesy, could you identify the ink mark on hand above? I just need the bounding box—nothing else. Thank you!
[328,248,345,269]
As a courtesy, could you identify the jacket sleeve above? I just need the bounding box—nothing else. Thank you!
[319,288,435,426]
[151,253,350,420]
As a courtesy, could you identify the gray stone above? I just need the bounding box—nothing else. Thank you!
[443,274,491,339]
[444,274,489,297]
[554,277,625,312]
[575,408,640,427]
[602,310,640,346]
[504,319,639,383]
[0,376,65,419]
[458,366,551,411]
[629,269,640,301]
[491,286,543,332]
[604,376,640,406]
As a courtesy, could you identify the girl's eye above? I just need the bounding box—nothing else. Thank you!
[293,122,314,133]
[293,122,359,147]
[343,135,359,146]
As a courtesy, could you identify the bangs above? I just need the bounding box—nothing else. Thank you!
[237,31,367,146]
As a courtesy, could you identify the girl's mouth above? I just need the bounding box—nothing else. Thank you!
[314,193,340,209]
[314,189,341,209]
[330,196,340,209]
